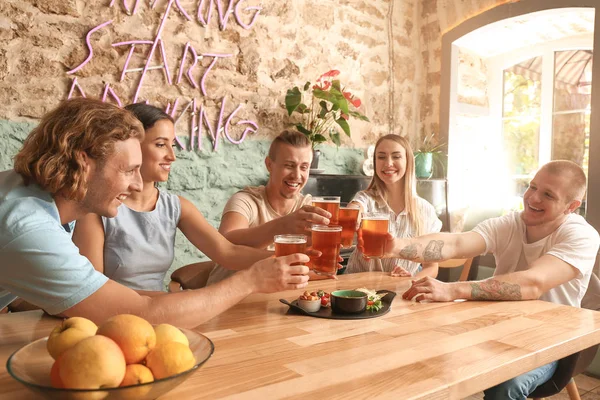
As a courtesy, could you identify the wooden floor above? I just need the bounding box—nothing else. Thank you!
[464,373,600,399]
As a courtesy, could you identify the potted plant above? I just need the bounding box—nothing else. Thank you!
[285,70,369,169]
[414,133,446,179]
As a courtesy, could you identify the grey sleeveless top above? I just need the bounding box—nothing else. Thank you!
[102,190,181,291]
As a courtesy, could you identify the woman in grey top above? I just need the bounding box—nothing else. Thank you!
[72,104,270,293]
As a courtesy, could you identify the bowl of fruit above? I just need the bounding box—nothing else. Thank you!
[6,314,214,400]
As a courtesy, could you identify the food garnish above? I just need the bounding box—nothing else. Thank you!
[354,288,386,312]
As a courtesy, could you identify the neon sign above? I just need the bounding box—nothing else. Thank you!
[66,0,262,151]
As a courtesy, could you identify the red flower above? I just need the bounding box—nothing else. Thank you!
[313,80,332,91]
[343,91,362,108]
[341,112,349,120]
[318,70,340,80]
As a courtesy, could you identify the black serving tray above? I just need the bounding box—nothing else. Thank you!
[280,290,396,320]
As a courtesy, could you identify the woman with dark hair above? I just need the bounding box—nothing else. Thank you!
[72,103,270,293]
[346,134,442,278]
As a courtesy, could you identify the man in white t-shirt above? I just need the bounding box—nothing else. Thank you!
[366,160,599,400]
[207,130,331,284]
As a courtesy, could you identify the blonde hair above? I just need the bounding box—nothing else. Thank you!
[14,98,144,201]
[268,130,311,160]
[366,134,423,235]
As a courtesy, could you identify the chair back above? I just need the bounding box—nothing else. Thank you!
[437,257,474,281]
[169,261,217,291]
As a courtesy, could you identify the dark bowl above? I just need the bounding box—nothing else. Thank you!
[331,290,368,314]
[7,327,214,400]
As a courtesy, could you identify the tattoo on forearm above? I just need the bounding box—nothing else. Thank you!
[399,244,419,260]
[423,240,444,261]
[470,279,522,301]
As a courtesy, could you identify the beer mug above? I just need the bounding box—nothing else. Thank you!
[312,196,341,225]
[310,224,342,277]
[274,234,307,265]
[338,203,360,248]
[360,213,389,259]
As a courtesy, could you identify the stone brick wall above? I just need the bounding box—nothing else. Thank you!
[0,0,420,281]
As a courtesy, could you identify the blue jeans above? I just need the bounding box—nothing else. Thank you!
[483,361,558,400]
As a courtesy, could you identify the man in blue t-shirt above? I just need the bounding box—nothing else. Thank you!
[0,98,310,327]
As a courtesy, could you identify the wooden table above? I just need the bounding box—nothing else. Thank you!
[1,272,600,399]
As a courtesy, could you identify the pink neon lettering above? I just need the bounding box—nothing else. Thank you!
[200,53,232,96]
[67,77,86,99]
[198,106,218,151]
[67,20,113,75]
[196,0,213,26]
[190,98,198,149]
[215,0,234,30]
[174,0,192,20]
[159,39,173,85]
[234,0,261,30]
[101,84,123,107]
[167,98,187,150]
[176,43,200,88]
[133,0,174,102]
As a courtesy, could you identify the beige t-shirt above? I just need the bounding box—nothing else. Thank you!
[206,185,312,285]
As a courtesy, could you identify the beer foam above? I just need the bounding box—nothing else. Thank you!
[274,237,307,244]
[312,226,342,232]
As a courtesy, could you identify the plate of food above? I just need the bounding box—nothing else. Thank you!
[280,288,396,320]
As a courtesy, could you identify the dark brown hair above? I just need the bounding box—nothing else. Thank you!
[125,103,174,130]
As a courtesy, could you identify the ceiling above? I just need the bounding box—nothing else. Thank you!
[454,8,595,58]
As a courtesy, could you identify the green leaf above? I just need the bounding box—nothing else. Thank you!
[331,79,342,92]
[285,87,302,116]
[295,124,312,136]
[335,117,351,137]
[313,134,327,143]
[349,111,370,122]
[329,131,341,147]
[303,81,311,91]
[319,101,328,118]
[329,87,349,115]
[297,103,309,114]
[313,88,335,103]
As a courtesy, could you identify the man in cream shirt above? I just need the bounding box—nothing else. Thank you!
[207,130,331,284]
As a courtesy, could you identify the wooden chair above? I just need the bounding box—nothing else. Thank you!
[169,261,216,291]
[437,257,474,281]
[529,272,600,400]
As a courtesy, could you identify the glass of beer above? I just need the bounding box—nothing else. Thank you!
[312,196,341,225]
[310,224,342,277]
[274,234,307,265]
[360,213,390,259]
[338,203,360,248]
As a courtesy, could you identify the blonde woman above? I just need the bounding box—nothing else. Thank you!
[346,134,442,278]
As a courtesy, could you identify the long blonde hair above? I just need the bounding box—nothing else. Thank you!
[366,134,423,236]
